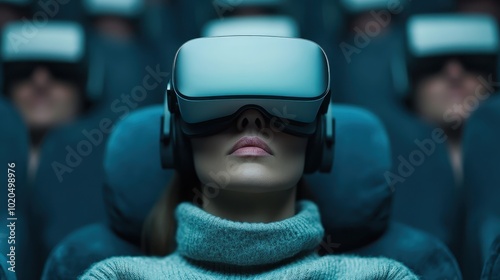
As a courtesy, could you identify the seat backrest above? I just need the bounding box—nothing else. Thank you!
[462,96,500,279]
[87,34,166,116]
[83,0,165,112]
[0,97,31,280]
[42,104,461,279]
[102,106,174,243]
[305,105,462,279]
[304,105,392,250]
[29,115,110,278]
[40,105,175,280]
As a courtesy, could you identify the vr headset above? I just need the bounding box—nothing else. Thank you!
[161,36,334,174]
[393,14,500,97]
[1,21,103,102]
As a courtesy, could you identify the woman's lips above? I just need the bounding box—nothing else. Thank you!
[229,136,273,156]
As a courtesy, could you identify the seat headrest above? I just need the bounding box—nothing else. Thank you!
[103,106,173,242]
[305,105,392,250]
[1,21,85,63]
[407,14,499,58]
[104,104,392,245]
[202,16,299,37]
[83,0,144,18]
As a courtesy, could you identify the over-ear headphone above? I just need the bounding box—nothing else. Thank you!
[160,90,335,175]
[303,105,335,173]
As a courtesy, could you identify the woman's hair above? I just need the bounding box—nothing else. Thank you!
[141,170,313,256]
[141,171,197,256]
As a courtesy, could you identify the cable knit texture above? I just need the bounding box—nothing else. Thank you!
[80,200,419,279]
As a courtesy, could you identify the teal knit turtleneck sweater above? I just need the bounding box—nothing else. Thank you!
[81,200,418,279]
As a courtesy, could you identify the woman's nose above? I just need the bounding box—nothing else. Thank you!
[236,109,266,131]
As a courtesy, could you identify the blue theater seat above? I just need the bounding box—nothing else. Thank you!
[83,0,168,117]
[43,104,461,279]
[304,105,461,279]
[462,96,500,279]
[41,106,173,280]
[29,115,110,276]
[87,35,167,115]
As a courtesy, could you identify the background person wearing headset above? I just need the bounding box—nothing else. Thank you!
[1,21,89,180]
[401,15,499,185]
[81,36,417,279]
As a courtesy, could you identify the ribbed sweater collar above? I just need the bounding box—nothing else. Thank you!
[175,200,324,267]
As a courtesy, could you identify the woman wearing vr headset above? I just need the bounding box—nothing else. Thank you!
[82,36,417,279]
